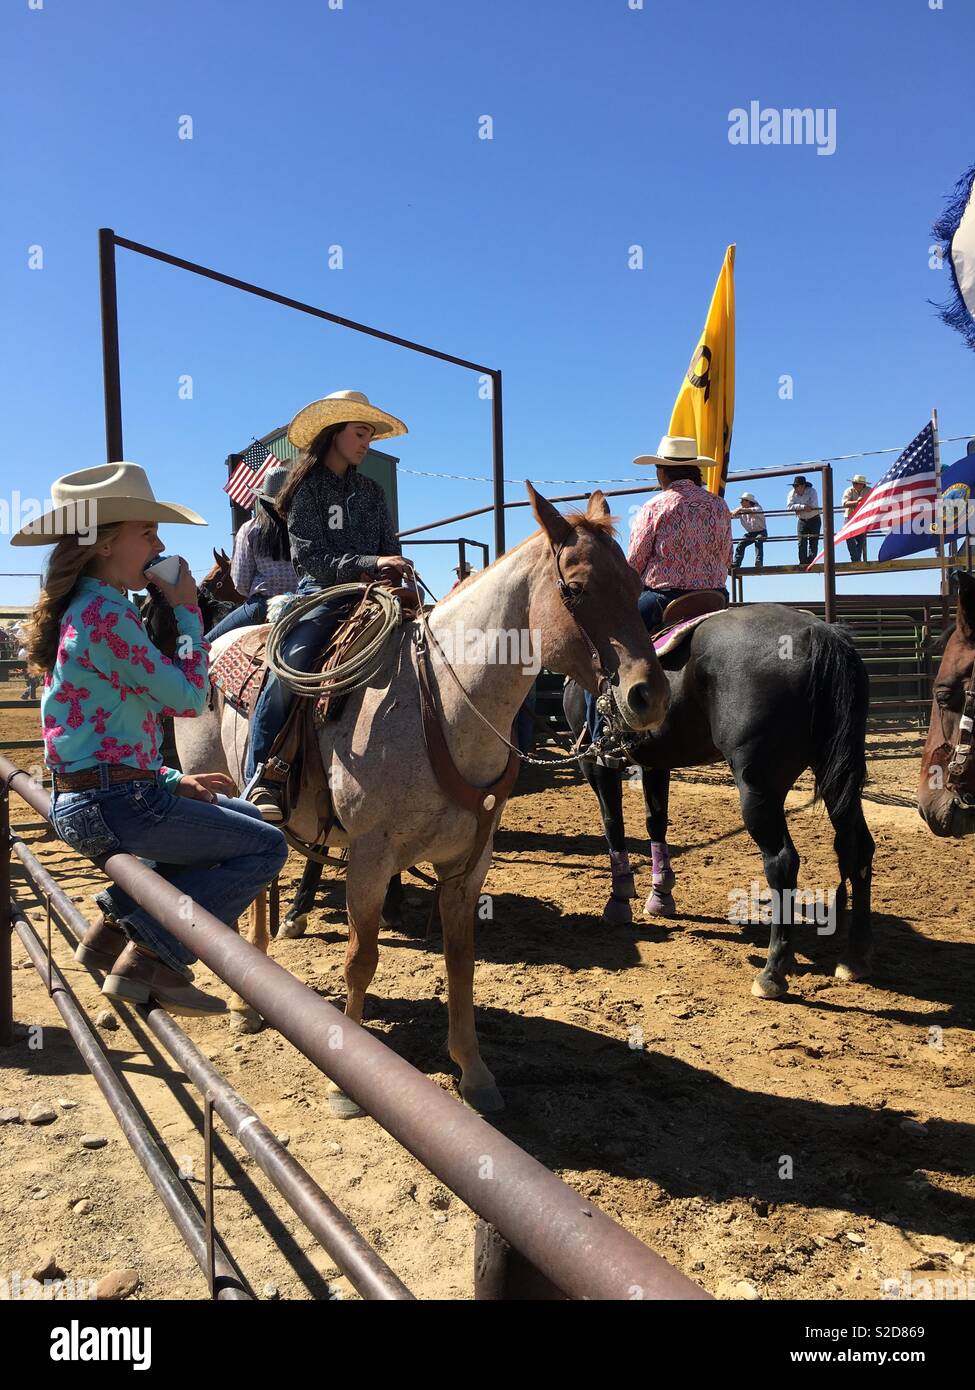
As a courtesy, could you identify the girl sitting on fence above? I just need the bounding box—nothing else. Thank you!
[14,463,288,1015]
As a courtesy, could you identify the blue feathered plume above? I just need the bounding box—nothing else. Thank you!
[931,161,975,353]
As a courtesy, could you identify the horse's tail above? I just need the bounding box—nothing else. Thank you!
[807,622,869,820]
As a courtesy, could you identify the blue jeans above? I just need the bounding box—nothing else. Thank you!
[846,536,866,563]
[50,772,288,974]
[205,594,268,643]
[244,583,346,782]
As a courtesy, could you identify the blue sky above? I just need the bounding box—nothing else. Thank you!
[3,0,973,607]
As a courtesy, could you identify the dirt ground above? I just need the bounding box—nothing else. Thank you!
[1,684,973,1302]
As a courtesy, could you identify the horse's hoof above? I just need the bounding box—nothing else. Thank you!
[229,1006,263,1034]
[645,890,677,920]
[602,894,634,925]
[462,1084,505,1115]
[653,869,676,895]
[835,959,869,982]
[751,974,787,999]
[327,1089,365,1120]
[277,914,308,940]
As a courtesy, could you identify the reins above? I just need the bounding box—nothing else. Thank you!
[411,537,631,768]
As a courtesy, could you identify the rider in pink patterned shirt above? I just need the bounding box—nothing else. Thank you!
[628,478,733,591]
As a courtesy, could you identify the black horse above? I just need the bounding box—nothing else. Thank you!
[563,605,875,999]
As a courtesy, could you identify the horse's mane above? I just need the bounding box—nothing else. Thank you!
[437,510,619,604]
[562,509,618,540]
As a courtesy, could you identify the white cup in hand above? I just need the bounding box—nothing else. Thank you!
[144,554,182,585]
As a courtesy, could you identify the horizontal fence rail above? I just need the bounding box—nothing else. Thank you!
[1,755,706,1302]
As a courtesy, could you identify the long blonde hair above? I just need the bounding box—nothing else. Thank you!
[25,524,125,674]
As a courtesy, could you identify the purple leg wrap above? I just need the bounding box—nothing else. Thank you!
[610,849,632,878]
[651,842,672,880]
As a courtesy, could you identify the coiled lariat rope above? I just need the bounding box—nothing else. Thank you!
[263,582,403,697]
[262,563,621,767]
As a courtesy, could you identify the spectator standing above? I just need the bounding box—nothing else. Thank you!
[13,620,38,699]
[841,474,871,562]
[787,475,822,566]
[730,492,768,569]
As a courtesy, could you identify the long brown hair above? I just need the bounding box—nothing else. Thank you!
[25,524,125,674]
[277,423,345,515]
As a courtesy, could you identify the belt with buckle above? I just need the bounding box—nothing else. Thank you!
[51,766,160,791]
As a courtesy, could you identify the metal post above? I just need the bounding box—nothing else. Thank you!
[269,875,280,938]
[474,1220,567,1299]
[933,409,949,629]
[0,782,12,1046]
[821,463,836,624]
[204,1095,216,1300]
[98,229,123,461]
[491,371,505,560]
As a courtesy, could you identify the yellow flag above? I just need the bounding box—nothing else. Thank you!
[668,244,736,495]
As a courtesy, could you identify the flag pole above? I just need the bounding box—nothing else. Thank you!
[933,408,949,602]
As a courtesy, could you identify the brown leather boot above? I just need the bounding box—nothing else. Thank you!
[246,781,285,823]
[74,914,129,972]
[102,944,227,1016]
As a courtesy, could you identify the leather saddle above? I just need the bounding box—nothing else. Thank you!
[210,585,422,851]
[651,590,727,658]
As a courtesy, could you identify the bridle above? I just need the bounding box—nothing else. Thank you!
[410,532,632,767]
[937,677,975,808]
[550,537,631,757]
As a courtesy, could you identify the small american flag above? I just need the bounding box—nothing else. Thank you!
[224,442,281,508]
[812,422,938,565]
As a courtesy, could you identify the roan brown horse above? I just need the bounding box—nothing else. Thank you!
[918,569,975,837]
[175,488,670,1112]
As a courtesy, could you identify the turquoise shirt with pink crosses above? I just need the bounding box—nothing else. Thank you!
[40,576,210,786]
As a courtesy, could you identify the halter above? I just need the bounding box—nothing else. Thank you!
[941,678,975,807]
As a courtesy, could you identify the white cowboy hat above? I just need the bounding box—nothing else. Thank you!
[287,389,408,450]
[633,435,717,468]
[454,560,474,575]
[252,463,291,505]
[740,492,757,503]
[11,463,207,547]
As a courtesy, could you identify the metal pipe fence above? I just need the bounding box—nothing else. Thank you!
[1,755,706,1302]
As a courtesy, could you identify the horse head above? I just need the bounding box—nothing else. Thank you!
[526,483,670,733]
[918,568,975,837]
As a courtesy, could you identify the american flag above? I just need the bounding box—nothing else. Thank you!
[224,442,281,508]
[812,422,937,565]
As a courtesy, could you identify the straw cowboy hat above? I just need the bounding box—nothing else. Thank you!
[287,389,408,451]
[11,463,207,546]
[850,474,868,486]
[633,435,717,468]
